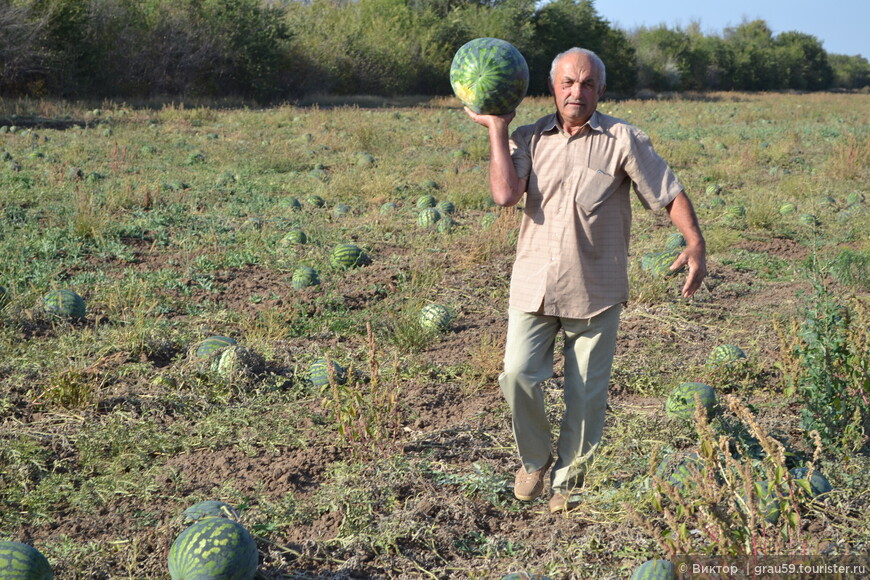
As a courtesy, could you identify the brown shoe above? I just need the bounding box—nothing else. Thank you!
[514,456,553,501]
[548,491,579,514]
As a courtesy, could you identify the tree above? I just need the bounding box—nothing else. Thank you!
[775,31,833,90]
[828,53,870,89]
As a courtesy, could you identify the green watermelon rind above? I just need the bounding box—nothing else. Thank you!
[665,382,717,420]
[168,517,258,580]
[292,266,320,290]
[43,289,86,319]
[450,38,529,116]
[419,303,452,332]
[330,243,368,269]
[307,358,347,387]
[706,344,747,367]
[182,500,241,525]
[195,336,238,359]
[630,558,676,580]
[0,541,53,580]
[417,207,442,228]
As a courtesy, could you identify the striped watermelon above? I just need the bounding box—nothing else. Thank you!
[437,216,457,234]
[450,38,529,115]
[330,243,368,269]
[419,303,452,332]
[706,344,746,368]
[779,201,797,215]
[436,200,456,215]
[307,358,347,387]
[332,203,351,217]
[380,201,399,214]
[0,284,9,309]
[43,289,86,319]
[417,207,442,228]
[306,194,325,208]
[665,382,716,421]
[640,249,682,278]
[292,266,320,290]
[664,232,686,251]
[416,194,437,209]
[281,229,307,246]
[214,346,264,380]
[195,336,237,359]
[630,559,676,580]
[799,213,820,227]
[168,517,258,580]
[182,501,241,525]
[656,452,703,490]
[281,196,302,210]
[0,541,53,579]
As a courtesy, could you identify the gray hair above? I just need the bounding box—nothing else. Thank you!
[550,48,606,88]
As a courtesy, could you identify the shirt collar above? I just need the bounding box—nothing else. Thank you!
[544,111,604,136]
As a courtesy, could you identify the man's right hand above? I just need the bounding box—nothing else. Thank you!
[464,107,515,129]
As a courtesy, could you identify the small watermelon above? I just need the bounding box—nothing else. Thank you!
[380,201,399,214]
[182,500,241,525]
[281,229,307,246]
[450,38,529,115]
[747,480,782,524]
[418,179,439,191]
[417,207,441,228]
[332,203,351,217]
[168,517,258,580]
[630,559,676,580]
[42,289,86,319]
[437,216,457,233]
[846,192,864,207]
[706,344,747,368]
[726,204,746,219]
[705,183,722,196]
[436,200,456,215]
[213,346,264,380]
[419,303,452,332]
[665,382,716,421]
[789,467,833,499]
[416,194,437,209]
[0,541,53,579]
[799,213,820,227]
[356,152,376,167]
[501,573,552,580]
[0,284,9,309]
[330,243,369,269]
[292,266,320,290]
[282,196,302,210]
[306,194,325,208]
[195,336,237,359]
[779,201,797,215]
[307,358,347,387]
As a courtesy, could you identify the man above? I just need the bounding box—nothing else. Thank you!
[465,47,707,513]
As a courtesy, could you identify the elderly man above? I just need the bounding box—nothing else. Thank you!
[465,47,706,513]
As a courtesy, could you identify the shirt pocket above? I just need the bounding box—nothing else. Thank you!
[573,168,622,214]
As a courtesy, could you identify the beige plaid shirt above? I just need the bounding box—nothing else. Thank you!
[508,111,684,319]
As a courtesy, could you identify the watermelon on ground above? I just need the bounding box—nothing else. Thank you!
[707,344,747,368]
[450,38,529,115]
[640,249,682,278]
[0,284,9,309]
[182,500,241,525]
[43,289,86,319]
[417,207,441,228]
[330,243,369,269]
[665,382,717,421]
[292,266,320,289]
[789,467,833,498]
[416,194,437,209]
[308,358,347,388]
[630,559,676,580]
[168,517,258,580]
[195,336,237,359]
[0,541,53,579]
[419,303,452,332]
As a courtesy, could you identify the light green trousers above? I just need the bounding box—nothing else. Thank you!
[498,304,622,494]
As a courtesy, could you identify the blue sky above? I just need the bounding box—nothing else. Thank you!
[594,0,868,58]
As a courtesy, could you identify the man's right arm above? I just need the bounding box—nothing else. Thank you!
[463,107,527,207]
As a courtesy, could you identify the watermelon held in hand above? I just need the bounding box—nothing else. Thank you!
[0,541,53,579]
[630,559,676,580]
[43,289,86,319]
[450,38,529,115]
[168,517,258,580]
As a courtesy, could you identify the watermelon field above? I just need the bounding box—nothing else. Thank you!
[1,91,869,579]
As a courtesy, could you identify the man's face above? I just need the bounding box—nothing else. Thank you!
[550,52,606,128]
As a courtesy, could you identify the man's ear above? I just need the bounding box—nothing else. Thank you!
[548,77,554,95]
[598,83,607,98]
